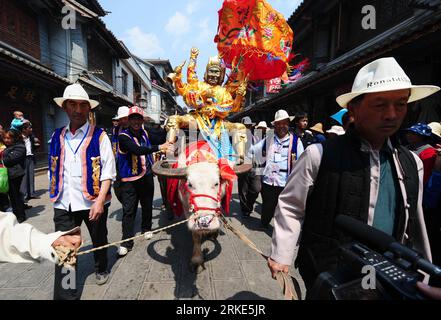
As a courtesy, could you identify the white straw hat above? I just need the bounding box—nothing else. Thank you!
[271,110,294,126]
[428,122,441,139]
[54,83,99,109]
[336,57,440,108]
[327,126,345,136]
[241,117,256,126]
[310,123,324,134]
[116,106,130,119]
[256,121,268,129]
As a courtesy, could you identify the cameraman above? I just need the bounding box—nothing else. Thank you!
[267,58,438,298]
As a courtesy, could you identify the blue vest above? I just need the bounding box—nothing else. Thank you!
[262,133,299,174]
[49,125,110,202]
[117,128,154,182]
[111,126,120,157]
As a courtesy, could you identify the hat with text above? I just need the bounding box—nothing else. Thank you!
[336,57,440,108]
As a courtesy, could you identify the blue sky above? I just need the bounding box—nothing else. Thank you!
[100,0,302,79]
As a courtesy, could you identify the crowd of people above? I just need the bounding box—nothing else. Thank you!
[1,56,441,300]
[0,111,40,223]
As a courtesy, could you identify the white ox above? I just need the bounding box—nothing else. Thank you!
[153,160,251,273]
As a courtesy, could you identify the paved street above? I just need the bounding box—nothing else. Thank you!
[0,173,305,300]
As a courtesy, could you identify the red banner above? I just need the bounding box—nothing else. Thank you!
[266,77,282,93]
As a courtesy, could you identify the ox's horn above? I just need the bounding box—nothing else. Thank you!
[233,163,252,176]
[152,160,187,179]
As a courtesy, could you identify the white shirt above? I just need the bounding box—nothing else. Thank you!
[54,122,116,212]
[0,212,71,263]
[270,140,431,266]
[248,133,304,187]
[23,136,32,156]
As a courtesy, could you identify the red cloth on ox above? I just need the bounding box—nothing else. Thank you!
[419,147,437,186]
[167,141,237,217]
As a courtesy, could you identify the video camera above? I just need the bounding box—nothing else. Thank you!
[308,215,441,300]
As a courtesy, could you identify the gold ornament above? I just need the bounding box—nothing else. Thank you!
[91,156,101,196]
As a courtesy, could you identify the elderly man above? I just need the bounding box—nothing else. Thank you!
[268,57,440,298]
[250,110,304,227]
[50,83,116,299]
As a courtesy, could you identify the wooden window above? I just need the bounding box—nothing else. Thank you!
[0,0,40,60]
[7,14,15,34]
[122,69,128,96]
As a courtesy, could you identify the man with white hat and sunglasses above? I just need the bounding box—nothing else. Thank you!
[249,110,304,227]
[268,57,440,297]
[50,83,116,299]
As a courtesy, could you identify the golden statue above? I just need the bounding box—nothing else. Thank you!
[166,48,248,163]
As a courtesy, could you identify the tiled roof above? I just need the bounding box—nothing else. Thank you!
[0,44,70,83]
[94,18,131,59]
[287,0,311,25]
[409,0,441,10]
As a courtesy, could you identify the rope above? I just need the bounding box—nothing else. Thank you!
[57,212,301,300]
[219,214,301,300]
[76,218,191,256]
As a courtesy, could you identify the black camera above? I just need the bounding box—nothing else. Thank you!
[308,215,441,300]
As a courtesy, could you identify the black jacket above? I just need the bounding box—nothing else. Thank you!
[146,127,167,146]
[25,134,40,162]
[118,129,159,156]
[2,143,26,179]
[297,127,419,290]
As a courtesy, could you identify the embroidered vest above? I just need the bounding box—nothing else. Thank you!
[49,125,110,203]
[117,129,153,182]
[111,126,121,157]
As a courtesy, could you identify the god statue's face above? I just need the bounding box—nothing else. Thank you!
[206,66,222,86]
[166,117,178,129]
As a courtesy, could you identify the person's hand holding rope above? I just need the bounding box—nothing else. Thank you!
[52,230,82,269]
[267,257,289,279]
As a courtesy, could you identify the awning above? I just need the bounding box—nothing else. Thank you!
[0,43,70,84]
[79,75,132,104]
[61,0,99,18]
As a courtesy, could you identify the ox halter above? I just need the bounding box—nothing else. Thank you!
[182,181,223,229]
